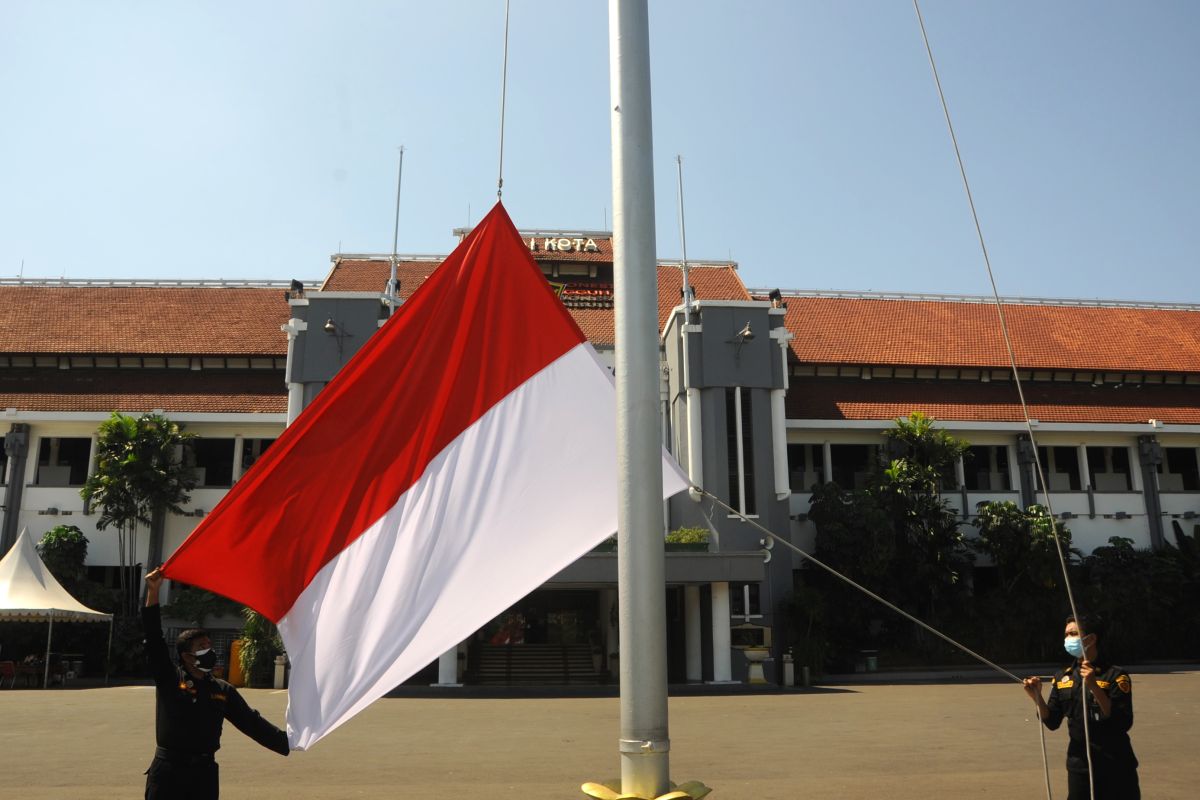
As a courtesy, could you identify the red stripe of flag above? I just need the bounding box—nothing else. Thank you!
[161,204,585,621]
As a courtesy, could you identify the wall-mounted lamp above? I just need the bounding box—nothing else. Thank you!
[729,321,754,361]
[323,318,353,358]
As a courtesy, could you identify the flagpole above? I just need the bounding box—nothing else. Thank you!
[387,145,405,317]
[608,1,670,797]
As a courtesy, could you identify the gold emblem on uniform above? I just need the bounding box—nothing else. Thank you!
[1116,674,1131,693]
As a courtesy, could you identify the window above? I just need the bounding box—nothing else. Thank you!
[1034,446,1081,491]
[34,437,91,486]
[829,444,878,490]
[242,438,275,471]
[729,582,762,619]
[1158,448,1200,492]
[786,443,824,492]
[1087,446,1133,491]
[189,438,235,488]
[963,446,1012,491]
[87,564,141,611]
[725,389,756,515]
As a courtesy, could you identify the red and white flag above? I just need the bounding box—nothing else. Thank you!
[162,203,688,749]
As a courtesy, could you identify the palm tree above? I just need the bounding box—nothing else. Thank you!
[81,412,196,616]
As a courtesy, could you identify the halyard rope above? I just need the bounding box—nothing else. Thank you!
[911,2,1092,796]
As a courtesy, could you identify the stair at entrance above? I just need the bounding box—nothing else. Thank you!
[475,643,603,685]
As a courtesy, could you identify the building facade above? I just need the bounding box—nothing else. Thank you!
[2,238,1198,685]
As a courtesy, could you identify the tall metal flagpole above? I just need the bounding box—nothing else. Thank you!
[387,146,405,317]
[609,1,670,796]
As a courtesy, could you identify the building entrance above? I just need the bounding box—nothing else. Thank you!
[472,589,606,685]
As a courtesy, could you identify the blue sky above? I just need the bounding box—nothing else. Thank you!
[2,1,1197,302]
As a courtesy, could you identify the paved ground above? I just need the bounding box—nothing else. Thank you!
[2,669,1197,799]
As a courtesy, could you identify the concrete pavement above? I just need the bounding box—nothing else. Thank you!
[1,669,1197,798]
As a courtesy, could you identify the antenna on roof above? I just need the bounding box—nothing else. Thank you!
[674,155,694,321]
[386,146,406,317]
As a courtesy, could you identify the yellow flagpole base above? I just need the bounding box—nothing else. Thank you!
[581,779,712,800]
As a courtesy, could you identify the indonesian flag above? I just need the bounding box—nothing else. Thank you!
[161,203,688,750]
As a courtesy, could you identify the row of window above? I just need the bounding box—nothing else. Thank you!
[0,436,275,488]
[786,443,1200,493]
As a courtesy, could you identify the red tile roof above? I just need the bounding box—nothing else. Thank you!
[323,257,749,346]
[779,297,1200,373]
[786,379,1200,425]
[321,259,442,297]
[0,370,286,414]
[0,286,290,356]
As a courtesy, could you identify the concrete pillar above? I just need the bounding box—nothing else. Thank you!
[432,644,462,687]
[684,585,702,682]
[709,581,733,683]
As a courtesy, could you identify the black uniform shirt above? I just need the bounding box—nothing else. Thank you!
[1044,660,1138,774]
[143,604,289,757]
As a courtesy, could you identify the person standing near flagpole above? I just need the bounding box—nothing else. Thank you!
[1023,614,1140,799]
[142,569,289,800]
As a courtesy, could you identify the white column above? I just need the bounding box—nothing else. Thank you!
[432,644,461,687]
[822,441,833,484]
[709,581,733,683]
[281,315,308,426]
[771,388,789,500]
[1079,445,1092,490]
[684,585,701,682]
[231,437,246,483]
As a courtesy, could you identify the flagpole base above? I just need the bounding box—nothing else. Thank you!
[581,779,712,800]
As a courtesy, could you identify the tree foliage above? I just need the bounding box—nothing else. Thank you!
[239,608,284,688]
[81,412,196,616]
[806,414,972,668]
[37,524,90,585]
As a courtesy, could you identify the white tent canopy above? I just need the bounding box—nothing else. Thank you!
[0,528,113,686]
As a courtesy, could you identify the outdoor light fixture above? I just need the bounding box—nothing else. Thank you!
[323,318,353,358]
[729,321,755,361]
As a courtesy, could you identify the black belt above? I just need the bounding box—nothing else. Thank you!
[154,746,215,765]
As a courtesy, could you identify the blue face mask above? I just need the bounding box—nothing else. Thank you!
[1064,636,1085,659]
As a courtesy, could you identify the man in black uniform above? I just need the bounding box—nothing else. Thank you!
[143,569,289,799]
[1023,614,1140,800]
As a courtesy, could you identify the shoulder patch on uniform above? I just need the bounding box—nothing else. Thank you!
[1095,679,1110,689]
[1056,678,1074,689]
[1116,674,1131,693]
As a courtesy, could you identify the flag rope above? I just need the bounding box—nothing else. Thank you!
[496,0,511,199]
[911,2,1092,796]
[696,487,1054,795]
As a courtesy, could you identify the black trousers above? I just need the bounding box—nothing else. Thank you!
[1067,767,1140,800]
[144,756,219,800]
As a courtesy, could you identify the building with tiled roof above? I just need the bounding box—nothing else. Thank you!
[737,289,1200,564]
[3,223,1199,687]
[0,280,297,588]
